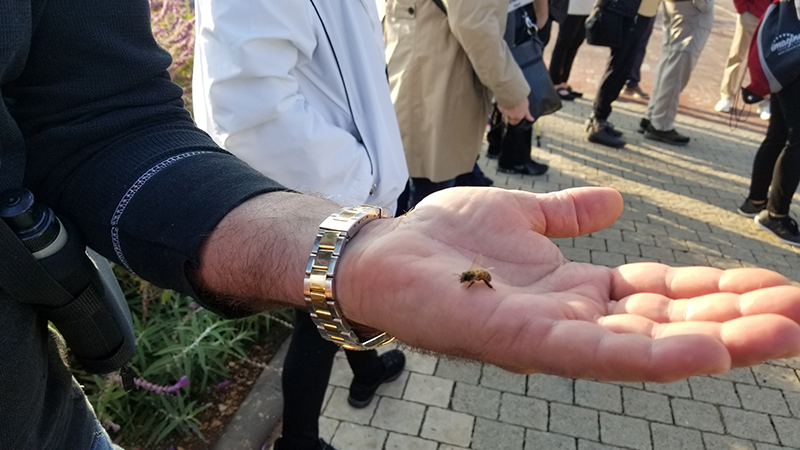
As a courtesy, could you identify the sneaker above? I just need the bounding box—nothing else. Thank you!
[715,97,733,113]
[586,117,626,148]
[757,101,771,121]
[737,198,766,217]
[636,118,651,134]
[622,85,649,99]
[348,349,405,408]
[498,160,549,175]
[755,210,800,246]
[644,127,690,146]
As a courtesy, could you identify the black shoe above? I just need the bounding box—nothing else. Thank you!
[755,210,800,246]
[644,127,690,146]
[567,86,583,98]
[486,144,501,159]
[498,160,549,175]
[737,198,766,218]
[637,118,650,134]
[605,122,623,137]
[556,87,576,101]
[348,349,405,408]
[319,439,337,450]
[586,118,626,148]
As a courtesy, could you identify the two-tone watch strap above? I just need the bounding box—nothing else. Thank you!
[303,205,395,351]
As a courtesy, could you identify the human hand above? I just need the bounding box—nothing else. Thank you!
[497,99,535,125]
[336,187,800,382]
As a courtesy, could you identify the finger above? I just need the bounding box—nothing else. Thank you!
[499,319,731,382]
[525,111,535,122]
[611,263,791,299]
[611,286,800,323]
[597,314,800,368]
[507,115,522,125]
[531,187,623,238]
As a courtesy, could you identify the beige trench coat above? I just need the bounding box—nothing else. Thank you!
[384,0,530,182]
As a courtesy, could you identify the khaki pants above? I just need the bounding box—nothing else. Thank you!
[645,0,714,131]
[719,11,760,99]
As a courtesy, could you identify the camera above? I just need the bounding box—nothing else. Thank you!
[0,188,135,375]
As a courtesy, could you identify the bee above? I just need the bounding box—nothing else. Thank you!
[459,255,494,289]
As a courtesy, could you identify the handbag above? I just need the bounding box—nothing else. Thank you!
[585,0,641,48]
[508,9,563,120]
[430,0,562,121]
[744,0,800,103]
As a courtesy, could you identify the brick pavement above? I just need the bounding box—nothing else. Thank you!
[280,3,800,449]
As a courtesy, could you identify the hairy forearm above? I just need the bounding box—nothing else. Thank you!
[190,191,342,314]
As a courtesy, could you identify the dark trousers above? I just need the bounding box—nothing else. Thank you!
[407,177,456,210]
[748,78,800,216]
[549,14,588,85]
[626,15,655,88]
[593,14,651,120]
[487,104,534,169]
[276,310,379,450]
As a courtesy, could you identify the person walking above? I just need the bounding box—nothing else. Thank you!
[548,0,594,101]
[738,75,800,246]
[714,0,771,119]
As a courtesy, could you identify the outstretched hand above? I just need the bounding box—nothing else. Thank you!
[337,187,800,382]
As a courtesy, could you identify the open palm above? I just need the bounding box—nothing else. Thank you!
[338,187,800,382]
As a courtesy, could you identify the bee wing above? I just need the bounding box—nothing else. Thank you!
[468,254,482,271]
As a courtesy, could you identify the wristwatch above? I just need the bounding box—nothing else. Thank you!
[303,205,395,351]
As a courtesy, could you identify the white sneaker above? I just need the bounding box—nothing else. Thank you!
[758,101,771,121]
[715,97,733,113]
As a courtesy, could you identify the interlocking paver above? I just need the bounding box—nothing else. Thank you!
[671,398,724,433]
[651,423,702,450]
[435,358,482,385]
[702,432,756,450]
[528,373,574,404]
[720,407,779,444]
[550,403,599,440]
[772,416,800,448]
[420,407,473,448]
[481,365,526,394]
[403,373,454,408]
[384,432,437,450]
[472,418,525,450]
[451,382,501,420]
[330,422,387,450]
[599,412,651,450]
[370,397,425,435]
[736,384,791,416]
[689,376,741,407]
[622,387,672,423]
[499,392,548,430]
[575,380,622,413]
[525,429,576,450]
[752,365,800,393]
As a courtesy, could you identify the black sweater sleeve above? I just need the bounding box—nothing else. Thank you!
[6,0,286,315]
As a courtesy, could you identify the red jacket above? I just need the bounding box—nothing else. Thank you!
[733,0,771,17]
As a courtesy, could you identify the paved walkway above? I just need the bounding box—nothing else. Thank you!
[283,3,800,449]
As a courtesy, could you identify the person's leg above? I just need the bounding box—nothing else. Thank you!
[765,81,800,216]
[454,160,494,186]
[592,16,642,122]
[645,3,673,122]
[625,15,655,90]
[498,121,548,175]
[648,1,713,132]
[407,177,457,209]
[346,348,406,407]
[718,11,758,101]
[559,15,588,85]
[748,95,786,204]
[275,310,340,450]
[538,16,553,47]
[549,15,585,87]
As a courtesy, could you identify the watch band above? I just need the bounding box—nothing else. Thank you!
[303,205,395,351]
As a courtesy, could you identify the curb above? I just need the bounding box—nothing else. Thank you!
[211,337,290,450]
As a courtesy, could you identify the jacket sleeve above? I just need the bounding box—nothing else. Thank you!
[9,0,285,315]
[443,0,530,107]
[733,0,749,14]
[192,0,373,203]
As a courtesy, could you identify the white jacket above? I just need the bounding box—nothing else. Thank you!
[193,0,408,213]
